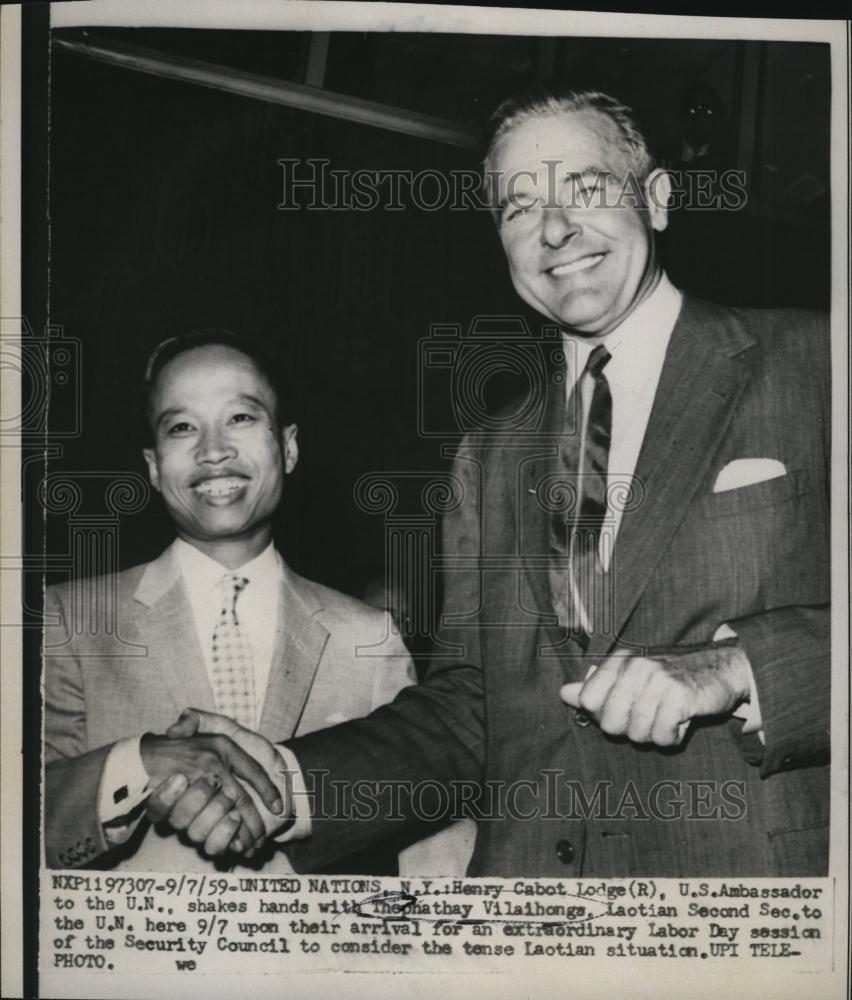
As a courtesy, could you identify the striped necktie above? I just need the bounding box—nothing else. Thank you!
[550,344,612,647]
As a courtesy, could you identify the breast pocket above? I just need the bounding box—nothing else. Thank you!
[701,469,807,519]
[653,469,826,627]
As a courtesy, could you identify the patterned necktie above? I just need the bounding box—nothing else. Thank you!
[211,574,256,729]
[550,344,612,647]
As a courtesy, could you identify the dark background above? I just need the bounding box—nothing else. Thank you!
[44,29,831,602]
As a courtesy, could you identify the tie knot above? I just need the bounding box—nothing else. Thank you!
[221,574,250,611]
[586,345,611,377]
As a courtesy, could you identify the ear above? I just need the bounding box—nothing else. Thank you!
[645,168,671,233]
[281,424,299,475]
[143,448,161,492]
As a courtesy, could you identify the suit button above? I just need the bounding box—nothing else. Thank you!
[556,839,575,864]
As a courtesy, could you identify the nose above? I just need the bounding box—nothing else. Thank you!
[196,426,236,464]
[541,205,581,249]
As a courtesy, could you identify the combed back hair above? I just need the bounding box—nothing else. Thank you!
[141,328,294,443]
[483,88,657,184]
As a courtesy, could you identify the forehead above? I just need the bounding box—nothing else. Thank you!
[492,109,629,183]
[151,344,276,410]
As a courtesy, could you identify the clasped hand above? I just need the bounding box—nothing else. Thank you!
[142,710,290,857]
[559,642,751,746]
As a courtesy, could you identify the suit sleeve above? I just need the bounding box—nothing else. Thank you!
[729,313,831,777]
[731,606,830,776]
[284,447,486,872]
[43,587,112,868]
[368,612,417,709]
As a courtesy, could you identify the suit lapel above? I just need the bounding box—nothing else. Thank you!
[133,545,330,734]
[258,567,329,741]
[132,543,216,714]
[585,296,758,658]
[516,364,567,620]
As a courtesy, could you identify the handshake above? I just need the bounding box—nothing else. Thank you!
[140,709,293,858]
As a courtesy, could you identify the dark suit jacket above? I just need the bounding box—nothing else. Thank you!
[285,296,830,877]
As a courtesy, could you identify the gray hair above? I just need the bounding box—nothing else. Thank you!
[483,88,656,184]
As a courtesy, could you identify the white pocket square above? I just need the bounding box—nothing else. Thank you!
[713,458,787,493]
[324,712,349,725]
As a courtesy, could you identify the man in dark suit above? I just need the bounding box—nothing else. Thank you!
[151,90,830,877]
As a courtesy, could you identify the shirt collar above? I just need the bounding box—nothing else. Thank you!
[562,272,682,387]
[601,272,681,354]
[174,537,282,600]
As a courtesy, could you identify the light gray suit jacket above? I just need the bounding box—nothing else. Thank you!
[43,541,416,872]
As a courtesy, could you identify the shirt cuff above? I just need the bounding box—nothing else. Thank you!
[714,624,765,744]
[98,736,151,844]
[273,745,312,843]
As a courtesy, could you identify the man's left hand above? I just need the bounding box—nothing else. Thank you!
[559,642,752,747]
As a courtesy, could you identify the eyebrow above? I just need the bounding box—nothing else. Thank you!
[230,393,269,411]
[154,394,271,428]
[155,407,186,429]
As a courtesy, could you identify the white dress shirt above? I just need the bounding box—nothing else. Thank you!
[563,271,682,568]
[560,273,681,633]
[99,540,284,830]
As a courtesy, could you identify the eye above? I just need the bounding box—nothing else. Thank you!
[228,412,257,425]
[575,175,603,196]
[502,198,537,226]
[563,173,609,209]
[165,420,194,437]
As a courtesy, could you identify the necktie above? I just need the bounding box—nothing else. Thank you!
[211,574,256,729]
[550,344,612,646]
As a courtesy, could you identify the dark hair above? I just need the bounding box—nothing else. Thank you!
[483,87,657,185]
[141,328,294,443]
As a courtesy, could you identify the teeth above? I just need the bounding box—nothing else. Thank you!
[550,253,605,276]
[194,477,245,497]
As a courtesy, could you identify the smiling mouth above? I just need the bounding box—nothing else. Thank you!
[547,253,606,277]
[193,476,247,498]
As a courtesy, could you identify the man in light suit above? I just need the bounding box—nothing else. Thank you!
[44,330,417,871]
[153,90,831,877]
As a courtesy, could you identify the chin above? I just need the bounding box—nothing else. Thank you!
[547,291,603,327]
[195,517,251,538]
[553,310,603,333]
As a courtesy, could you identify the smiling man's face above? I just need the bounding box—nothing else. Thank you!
[143,344,297,565]
[493,109,668,337]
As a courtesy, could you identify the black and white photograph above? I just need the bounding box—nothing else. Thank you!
[0,2,849,998]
